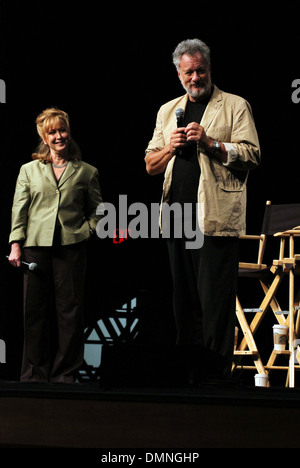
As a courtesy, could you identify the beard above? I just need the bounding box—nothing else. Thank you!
[180,77,212,101]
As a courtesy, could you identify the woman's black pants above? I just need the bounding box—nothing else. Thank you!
[21,242,87,383]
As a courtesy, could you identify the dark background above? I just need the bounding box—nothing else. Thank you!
[1,2,300,379]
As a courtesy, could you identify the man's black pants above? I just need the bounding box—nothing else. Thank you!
[167,235,239,377]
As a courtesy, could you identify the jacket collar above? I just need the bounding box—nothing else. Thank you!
[201,84,223,131]
[177,84,223,130]
[41,159,80,187]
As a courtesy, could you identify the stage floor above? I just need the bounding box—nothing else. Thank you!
[0,379,300,448]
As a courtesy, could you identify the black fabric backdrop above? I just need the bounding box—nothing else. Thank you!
[1,2,300,378]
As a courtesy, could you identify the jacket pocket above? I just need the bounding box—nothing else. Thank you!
[212,161,247,192]
[218,178,244,192]
[207,125,232,142]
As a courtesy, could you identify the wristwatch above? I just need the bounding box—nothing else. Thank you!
[212,140,221,152]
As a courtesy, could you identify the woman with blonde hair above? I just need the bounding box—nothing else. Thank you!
[8,107,103,383]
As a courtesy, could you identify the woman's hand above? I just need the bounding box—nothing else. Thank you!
[8,243,22,267]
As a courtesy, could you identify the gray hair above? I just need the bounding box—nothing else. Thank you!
[172,38,211,70]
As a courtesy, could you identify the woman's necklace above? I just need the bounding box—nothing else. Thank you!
[52,162,68,168]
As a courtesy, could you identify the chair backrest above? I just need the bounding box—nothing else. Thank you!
[261,202,300,236]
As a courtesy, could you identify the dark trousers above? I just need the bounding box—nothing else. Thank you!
[21,243,87,383]
[167,235,239,377]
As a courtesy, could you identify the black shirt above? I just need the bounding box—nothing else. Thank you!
[169,98,209,208]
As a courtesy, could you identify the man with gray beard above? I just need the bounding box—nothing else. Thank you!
[145,38,260,382]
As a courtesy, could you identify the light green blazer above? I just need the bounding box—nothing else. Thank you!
[9,159,103,247]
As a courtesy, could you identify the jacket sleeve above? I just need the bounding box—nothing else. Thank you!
[9,165,31,244]
[222,100,261,171]
[145,105,167,156]
[85,168,104,232]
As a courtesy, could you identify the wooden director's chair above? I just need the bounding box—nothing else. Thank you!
[265,223,300,387]
[233,201,300,387]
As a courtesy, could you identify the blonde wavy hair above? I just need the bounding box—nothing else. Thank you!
[32,107,81,163]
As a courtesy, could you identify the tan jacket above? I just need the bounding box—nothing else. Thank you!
[145,85,261,236]
[9,159,103,247]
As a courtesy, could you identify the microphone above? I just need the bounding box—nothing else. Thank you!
[6,256,38,271]
[23,261,38,271]
[175,108,185,127]
[175,108,185,156]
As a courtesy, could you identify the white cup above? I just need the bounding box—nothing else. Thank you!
[254,373,269,387]
[273,324,288,351]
